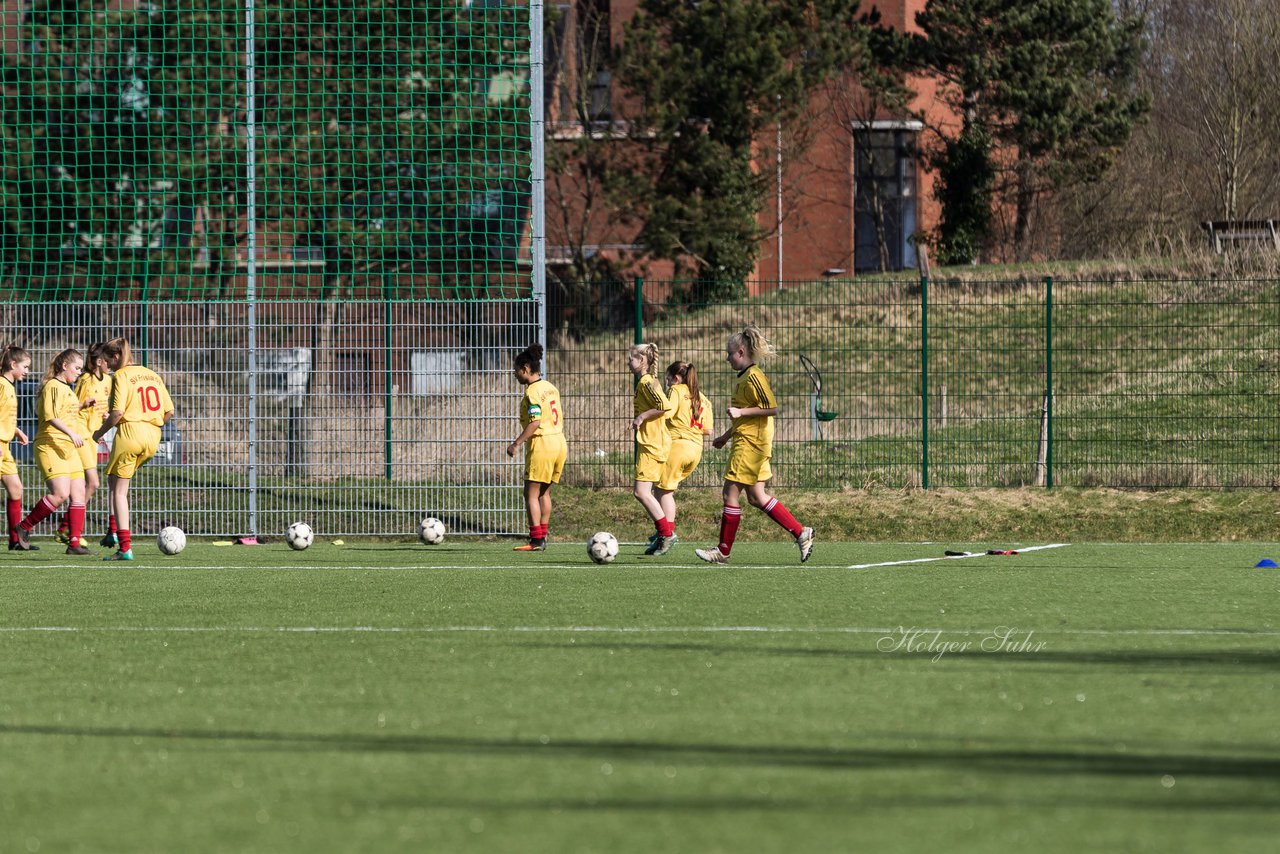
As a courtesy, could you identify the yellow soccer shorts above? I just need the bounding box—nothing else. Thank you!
[525,434,567,484]
[633,448,666,483]
[106,422,161,479]
[1,445,16,477]
[724,438,772,486]
[35,442,85,482]
[77,435,99,471]
[658,439,702,491]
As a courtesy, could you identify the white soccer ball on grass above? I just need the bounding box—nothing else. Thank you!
[587,531,619,564]
[419,516,446,545]
[286,521,314,551]
[156,526,186,556]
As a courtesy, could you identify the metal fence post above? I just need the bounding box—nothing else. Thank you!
[920,273,929,489]
[384,289,393,481]
[633,276,644,344]
[139,275,150,366]
[244,0,258,538]
[1045,275,1054,489]
[633,276,644,465]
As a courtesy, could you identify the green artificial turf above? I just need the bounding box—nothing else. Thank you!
[2,539,1278,853]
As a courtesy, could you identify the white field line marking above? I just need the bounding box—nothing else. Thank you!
[1,624,1276,638]
[848,542,1072,569]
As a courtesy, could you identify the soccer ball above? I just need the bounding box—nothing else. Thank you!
[587,531,619,564]
[286,521,314,551]
[419,516,446,545]
[156,526,186,555]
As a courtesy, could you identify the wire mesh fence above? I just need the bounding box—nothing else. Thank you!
[2,276,1277,537]
[553,276,1280,494]
[3,3,1277,540]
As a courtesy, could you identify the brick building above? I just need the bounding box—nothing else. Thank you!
[545,0,950,288]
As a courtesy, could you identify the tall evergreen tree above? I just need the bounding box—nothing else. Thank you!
[617,0,877,299]
[914,0,1147,262]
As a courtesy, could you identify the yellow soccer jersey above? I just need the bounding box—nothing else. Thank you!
[0,376,16,444]
[35,380,83,451]
[520,378,563,437]
[730,364,776,449]
[634,374,674,455]
[109,365,174,428]
[667,385,714,444]
[74,371,112,435]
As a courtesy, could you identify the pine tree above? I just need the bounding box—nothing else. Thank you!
[914,0,1148,262]
[617,0,876,299]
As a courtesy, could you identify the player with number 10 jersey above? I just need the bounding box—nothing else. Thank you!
[105,363,174,478]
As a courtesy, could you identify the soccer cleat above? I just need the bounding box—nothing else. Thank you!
[513,539,546,552]
[54,528,70,544]
[695,547,729,564]
[103,549,134,562]
[65,544,92,556]
[796,527,815,563]
[99,532,118,548]
[12,526,38,551]
[650,533,678,557]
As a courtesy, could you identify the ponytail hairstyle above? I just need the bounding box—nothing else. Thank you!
[43,348,83,386]
[1,343,30,374]
[666,361,702,422]
[86,341,108,378]
[726,325,774,362]
[514,342,543,375]
[101,337,132,370]
[630,342,659,377]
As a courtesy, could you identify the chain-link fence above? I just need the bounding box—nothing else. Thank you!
[2,275,1277,537]
[552,276,1280,493]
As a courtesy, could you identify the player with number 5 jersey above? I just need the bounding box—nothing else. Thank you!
[506,343,566,551]
[93,338,174,561]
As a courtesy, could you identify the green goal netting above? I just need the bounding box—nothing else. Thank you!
[3,0,538,302]
[1,1,543,538]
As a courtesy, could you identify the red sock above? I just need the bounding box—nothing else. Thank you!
[656,518,675,538]
[763,497,803,537]
[7,498,20,543]
[118,528,132,553]
[68,502,85,548]
[537,524,548,540]
[20,496,58,532]
[58,512,69,534]
[108,514,118,534]
[718,505,742,555]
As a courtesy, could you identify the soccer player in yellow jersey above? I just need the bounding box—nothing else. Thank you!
[506,343,565,551]
[57,342,114,546]
[13,349,93,555]
[695,326,815,565]
[629,342,677,554]
[2,345,34,550]
[648,360,713,555]
[92,338,175,561]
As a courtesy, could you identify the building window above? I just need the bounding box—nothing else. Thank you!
[549,0,612,128]
[854,123,920,273]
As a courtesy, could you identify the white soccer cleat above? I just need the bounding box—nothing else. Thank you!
[796,527,815,563]
[695,547,729,564]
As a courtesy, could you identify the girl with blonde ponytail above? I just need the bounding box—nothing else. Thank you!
[648,361,714,554]
[628,342,676,555]
[696,327,815,565]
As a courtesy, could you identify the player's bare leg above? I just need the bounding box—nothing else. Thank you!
[103,474,134,560]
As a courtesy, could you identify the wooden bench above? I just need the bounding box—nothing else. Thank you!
[1201,219,1280,253]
